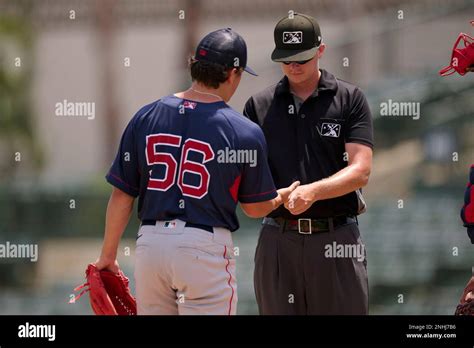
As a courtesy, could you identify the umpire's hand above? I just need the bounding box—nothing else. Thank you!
[277,181,300,204]
[285,184,317,215]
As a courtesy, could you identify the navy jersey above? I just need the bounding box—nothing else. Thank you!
[106,96,277,232]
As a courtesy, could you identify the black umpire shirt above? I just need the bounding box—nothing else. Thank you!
[243,69,373,219]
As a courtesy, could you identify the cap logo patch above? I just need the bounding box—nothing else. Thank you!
[199,49,207,56]
[283,31,303,44]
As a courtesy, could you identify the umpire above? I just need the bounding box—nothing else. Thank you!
[243,13,374,315]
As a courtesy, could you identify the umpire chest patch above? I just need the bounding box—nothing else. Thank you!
[320,123,341,138]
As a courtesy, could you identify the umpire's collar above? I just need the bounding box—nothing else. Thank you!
[275,69,338,97]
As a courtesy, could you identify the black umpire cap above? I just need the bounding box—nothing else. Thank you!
[271,13,322,62]
[194,28,258,76]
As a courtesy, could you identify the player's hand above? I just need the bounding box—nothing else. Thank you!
[285,184,317,215]
[465,276,474,301]
[94,256,120,274]
[466,291,474,301]
[277,181,300,205]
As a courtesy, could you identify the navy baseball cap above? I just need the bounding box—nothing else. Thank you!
[194,28,258,76]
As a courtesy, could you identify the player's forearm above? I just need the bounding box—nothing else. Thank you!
[100,188,135,259]
[240,193,285,218]
[241,199,279,218]
[310,164,370,201]
[241,181,300,218]
[258,192,285,215]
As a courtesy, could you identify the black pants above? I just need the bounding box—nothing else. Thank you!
[254,220,368,315]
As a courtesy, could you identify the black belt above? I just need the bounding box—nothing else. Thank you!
[141,220,214,233]
[264,216,356,234]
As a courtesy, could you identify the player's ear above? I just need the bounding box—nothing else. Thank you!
[231,67,241,76]
[226,68,241,84]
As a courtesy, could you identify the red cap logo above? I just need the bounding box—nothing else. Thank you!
[199,49,207,56]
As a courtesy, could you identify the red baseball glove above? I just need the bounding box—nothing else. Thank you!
[71,263,136,315]
[454,276,474,316]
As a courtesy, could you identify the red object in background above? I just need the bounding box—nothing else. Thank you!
[461,165,474,244]
[439,21,474,76]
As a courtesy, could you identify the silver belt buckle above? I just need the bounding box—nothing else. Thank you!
[298,218,312,234]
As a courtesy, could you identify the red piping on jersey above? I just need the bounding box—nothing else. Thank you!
[108,173,139,191]
[239,189,277,198]
[229,175,241,203]
[223,245,234,315]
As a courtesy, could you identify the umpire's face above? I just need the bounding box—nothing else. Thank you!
[281,44,326,84]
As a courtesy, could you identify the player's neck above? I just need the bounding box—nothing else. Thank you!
[175,83,227,103]
[288,69,320,101]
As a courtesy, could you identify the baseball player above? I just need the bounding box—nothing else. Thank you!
[458,20,474,308]
[94,28,299,315]
[460,165,474,307]
[442,19,474,313]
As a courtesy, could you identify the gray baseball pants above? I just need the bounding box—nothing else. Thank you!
[134,219,237,315]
